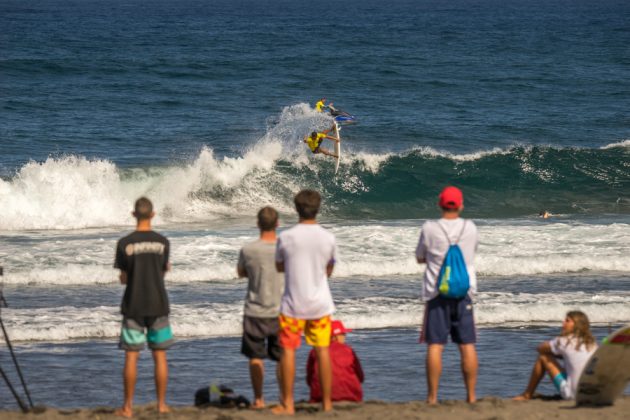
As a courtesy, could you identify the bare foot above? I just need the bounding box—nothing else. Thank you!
[426,398,438,405]
[115,407,133,418]
[157,404,171,414]
[251,399,265,410]
[271,404,295,415]
[513,394,531,401]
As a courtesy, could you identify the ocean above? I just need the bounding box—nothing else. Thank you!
[1,0,629,409]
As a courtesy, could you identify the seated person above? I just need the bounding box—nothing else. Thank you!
[514,311,597,401]
[306,319,364,402]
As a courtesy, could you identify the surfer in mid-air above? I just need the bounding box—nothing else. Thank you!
[304,124,339,158]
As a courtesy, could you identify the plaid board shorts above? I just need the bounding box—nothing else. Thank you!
[279,314,331,349]
[119,316,174,351]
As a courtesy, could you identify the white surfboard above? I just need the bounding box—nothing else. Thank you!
[334,122,341,174]
[576,324,630,406]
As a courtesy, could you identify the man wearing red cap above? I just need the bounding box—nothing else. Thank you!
[306,320,364,403]
[415,186,479,404]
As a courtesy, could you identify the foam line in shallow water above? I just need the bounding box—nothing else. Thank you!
[1,221,629,285]
[2,291,628,342]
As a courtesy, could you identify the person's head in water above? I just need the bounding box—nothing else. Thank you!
[133,197,154,221]
[294,189,321,220]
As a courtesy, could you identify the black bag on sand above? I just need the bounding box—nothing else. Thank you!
[194,384,251,409]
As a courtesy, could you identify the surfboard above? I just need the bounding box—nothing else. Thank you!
[576,323,630,406]
[334,122,341,174]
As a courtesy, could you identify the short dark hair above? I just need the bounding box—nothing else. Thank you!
[134,197,153,220]
[311,131,317,138]
[294,190,321,219]
[257,206,278,231]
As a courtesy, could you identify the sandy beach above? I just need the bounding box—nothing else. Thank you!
[1,397,628,420]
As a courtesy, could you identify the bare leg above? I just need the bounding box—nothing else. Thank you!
[276,362,284,404]
[116,351,139,418]
[318,148,338,158]
[249,358,265,408]
[514,353,562,400]
[426,344,444,404]
[272,348,295,415]
[315,346,333,412]
[152,350,170,413]
[459,344,478,403]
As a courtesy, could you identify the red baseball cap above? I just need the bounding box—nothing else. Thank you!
[438,186,464,210]
[331,320,352,337]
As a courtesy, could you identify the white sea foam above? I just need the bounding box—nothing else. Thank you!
[1,221,629,285]
[601,139,630,149]
[2,292,628,342]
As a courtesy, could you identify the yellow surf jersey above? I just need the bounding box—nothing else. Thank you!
[315,100,325,112]
[307,133,326,151]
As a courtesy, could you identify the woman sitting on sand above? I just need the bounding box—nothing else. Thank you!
[514,311,597,401]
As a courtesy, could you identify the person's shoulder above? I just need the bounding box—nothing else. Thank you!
[462,218,478,234]
[420,219,440,233]
[242,239,273,253]
[146,230,169,244]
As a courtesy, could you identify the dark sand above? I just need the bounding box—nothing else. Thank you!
[2,397,628,419]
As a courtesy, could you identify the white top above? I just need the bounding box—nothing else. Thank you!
[275,223,337,319]
[415,218,478,301]
[549,335,598,399]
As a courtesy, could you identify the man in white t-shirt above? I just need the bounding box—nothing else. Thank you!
[416,186,479,404]
[273,189,337,415]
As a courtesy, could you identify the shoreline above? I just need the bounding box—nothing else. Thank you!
[2,397,629,419]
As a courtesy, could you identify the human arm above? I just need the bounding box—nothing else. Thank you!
[326,240,338,278]
[237,249,247,278]
[326,260,334,278]
[114,240,128,285]
[537,341,554,356]
[275,237,285,273]
[352,350,364,383]
[415,227,427,264]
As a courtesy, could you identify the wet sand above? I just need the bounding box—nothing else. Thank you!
[1,397,628,419]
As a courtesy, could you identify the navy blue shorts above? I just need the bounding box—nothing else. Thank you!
[420,295,476,345]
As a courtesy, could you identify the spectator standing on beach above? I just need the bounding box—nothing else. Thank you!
[514,311,597,401]
[236,206,285,409]
[114,197,173,417]
[306,319,364,403]
[273,189,338,415]
[416,186,479,404]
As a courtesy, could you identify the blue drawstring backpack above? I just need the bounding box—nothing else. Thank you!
[436,221,470,299]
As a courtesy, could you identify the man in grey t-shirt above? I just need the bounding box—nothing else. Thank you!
[237,206,285,409]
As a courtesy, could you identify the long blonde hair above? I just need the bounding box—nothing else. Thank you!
[562,311,596,351]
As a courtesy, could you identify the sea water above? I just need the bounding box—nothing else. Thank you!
[1,0,629,409]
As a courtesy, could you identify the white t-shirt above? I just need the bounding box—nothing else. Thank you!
[415,218,478,301]
[275,223,337,319]
[549,335,598,399]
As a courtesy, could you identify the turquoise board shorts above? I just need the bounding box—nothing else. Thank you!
[120,316,174,351]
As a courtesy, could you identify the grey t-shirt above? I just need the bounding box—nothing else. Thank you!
[238,239,285,318]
